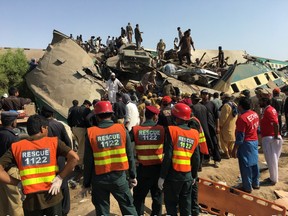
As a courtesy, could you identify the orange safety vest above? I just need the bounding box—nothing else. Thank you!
[133,125,164,166]
[11,137,58,195]
[191,117,209,155]
[168,126,199,172]
[87,124,129,175]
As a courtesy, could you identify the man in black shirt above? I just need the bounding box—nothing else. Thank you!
[271,88,283,134]
[41,106,72,216]
[113,93,126,124]
[1,86,31,111]
[67,100,92,166]
[199,90,221,167]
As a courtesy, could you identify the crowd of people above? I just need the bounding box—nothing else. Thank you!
[69,24,200,68]
[0,23,285,215]
[66,82,285,215]
[0,80,286,215]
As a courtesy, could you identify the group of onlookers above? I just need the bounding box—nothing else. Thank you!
[0,81,286,216]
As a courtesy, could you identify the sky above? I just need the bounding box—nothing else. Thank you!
[1,0,288,60]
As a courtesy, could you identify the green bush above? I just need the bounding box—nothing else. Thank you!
[0,49,28,96]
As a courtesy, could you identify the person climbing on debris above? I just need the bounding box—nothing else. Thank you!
[126,22,133,43]
[135,24,143,49]
[157,39,166,60]
[105,72,125,104]
[178,29,195,65]
[177,27,183,41]
[212,46,225,68]
[141,70,157,93]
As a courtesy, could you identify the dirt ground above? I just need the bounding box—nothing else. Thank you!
[68,138,288,216]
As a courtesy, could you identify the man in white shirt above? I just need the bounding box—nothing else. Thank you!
[105,73,124,104]
[122,94,140,131]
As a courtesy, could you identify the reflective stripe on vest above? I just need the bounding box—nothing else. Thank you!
[168,126,199,172]
[133,125,164,166]
[191,117,209,155]
[22,175,55,186]
[11,137,58,194]
[87,124,128,175]
[20,165,58,176]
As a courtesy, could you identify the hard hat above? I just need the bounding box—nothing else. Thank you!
[273,88,280,94]
[94,101,113,115]
[162,96,172,104]
[171,103,191,121]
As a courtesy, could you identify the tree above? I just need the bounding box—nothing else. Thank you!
[0,49,28,95]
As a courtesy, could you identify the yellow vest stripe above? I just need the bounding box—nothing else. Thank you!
[94,156,128,165]
[173,150,192,157]
[138,155,163,160]
[22,175,55,186]
[172,158,190,165]
[20,166,58,177]
[93,148,126,157]
[199,138,206,143]
[135,144,163,150]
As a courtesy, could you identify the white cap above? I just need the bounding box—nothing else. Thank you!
[111,73,115,76]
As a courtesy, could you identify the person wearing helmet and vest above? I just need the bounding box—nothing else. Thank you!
[132,105,164,216]
[0,114,79,216]
[83,101,138,216]
[158,103,200,216]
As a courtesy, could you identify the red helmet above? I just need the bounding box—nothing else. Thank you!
[171,103,191,121]
[94,101,113,114]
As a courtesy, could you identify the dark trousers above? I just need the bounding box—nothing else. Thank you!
[92,180,137,216]
[133,166,162,216]
[178,52,191,65]
[58,156,70,216]
[191,178,200,216]
[164,180,192,216]
[61,185,70,216]
[24,201,62,216]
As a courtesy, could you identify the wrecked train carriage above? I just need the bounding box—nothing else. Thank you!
[25,30,106,121]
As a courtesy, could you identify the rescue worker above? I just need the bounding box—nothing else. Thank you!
[83,101,138,216]
[232,97,260,193]
[132,106,164,216]
[259,90,283,185]
[0,111,23,216]
[0,114,79,215]
[158,96,173,126]
[158,103,200,216]
[157,39,166,60]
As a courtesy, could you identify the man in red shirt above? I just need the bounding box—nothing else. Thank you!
[259,90,283,185]
[232,97,260,193]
